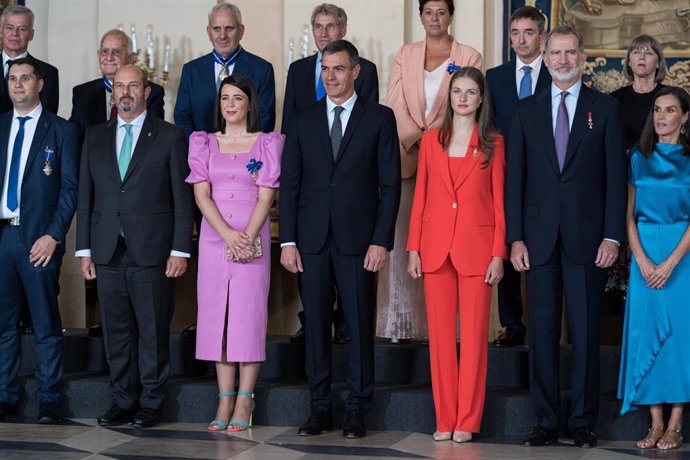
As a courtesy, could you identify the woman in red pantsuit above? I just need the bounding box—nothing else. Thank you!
[407,67,506,443]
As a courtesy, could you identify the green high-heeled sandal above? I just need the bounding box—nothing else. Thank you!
[208,392,237,431]
[227,391,255,432]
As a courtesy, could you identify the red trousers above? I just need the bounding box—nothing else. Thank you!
[423,256,492,433]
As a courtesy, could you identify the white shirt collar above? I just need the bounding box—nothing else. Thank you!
[13,102,42,121]
[551,79,582,99]
[516,53,542,72]
[117,110,147,129]
[3,50,28,64]
[326,91,358,113]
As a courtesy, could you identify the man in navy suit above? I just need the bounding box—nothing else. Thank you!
[486,5,551,348]
[0,57,79,424]
[70,29,165,142]
[280,40,400,439]
[282,2,379,345]
[174,2,275,135]
[506,26,626,447]
[0,5,59,114]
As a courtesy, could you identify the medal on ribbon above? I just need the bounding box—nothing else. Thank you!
[43,147,54,176]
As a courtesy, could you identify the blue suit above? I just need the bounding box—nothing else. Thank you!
[0,109,79,406]
[485,59,550,335]
[174,49,276,136]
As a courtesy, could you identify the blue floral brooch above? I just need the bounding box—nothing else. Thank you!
[246,158,263,180]
[447,61,461,74]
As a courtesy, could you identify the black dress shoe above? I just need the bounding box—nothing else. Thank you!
[298,409,333,435]
[0,401,18,420]
[98,405,136,426]
[88,322,103,337]
[523,424,558,446]
[492,329,525,347]
[573,427,597,447]
[180,324,197,340]
[342,411,366,438]
[333,329,350,344]
[290,327,305,344]
[132,408,161,428]
[38,403,63,424]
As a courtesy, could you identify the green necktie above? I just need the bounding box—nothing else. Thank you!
[118,124,133,180]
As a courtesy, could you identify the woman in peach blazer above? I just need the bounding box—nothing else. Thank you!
[407,67,505,443]
[376,0,483,342]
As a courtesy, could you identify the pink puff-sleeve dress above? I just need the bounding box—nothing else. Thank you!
[186,131,284,362]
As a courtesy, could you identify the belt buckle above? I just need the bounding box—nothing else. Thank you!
[8,217,19,226]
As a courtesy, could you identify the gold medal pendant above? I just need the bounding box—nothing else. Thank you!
[43,162,53,176]
[43,147,54,176]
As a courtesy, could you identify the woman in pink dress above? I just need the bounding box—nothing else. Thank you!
[186,74,284,432]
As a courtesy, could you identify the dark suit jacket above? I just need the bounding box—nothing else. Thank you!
[505,83,627,265]
[174,50,275,136]
[69,78,165,141]
[485,59,551,142]
[0,110,79,253]
[76,113,194,266]
[0,53,59,114]
[281,54,379,134]
[279,97,401,255]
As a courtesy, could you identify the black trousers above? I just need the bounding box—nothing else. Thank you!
[300,234,375,414]
[96,238,175,410]
[497,257,526,334]
[525,233,605,431]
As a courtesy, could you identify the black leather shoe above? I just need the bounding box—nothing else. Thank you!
[132,408,161,428]
[38,403,63,424]
[98,405,136,426]
[88,322,103,337]
[342,411,366,438]
[298,409,333,435]
[0,401,18,420]
[180,324,196,340]
[492,329,525,347]
[333,330,350,344]
[523,424,558,446]
[573,427,597,447]
[290,327,305,344]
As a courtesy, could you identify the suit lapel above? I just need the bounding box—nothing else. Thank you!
[504,60,519,103]
[315,100,332,164]
[23,111,50,180]
[563,84,593,171]
[306,54,318,100]
[536,63,551,92]
[534,88,560,175]
[123,114,157,183]
[335,98,365,164]
[431,133,454,198]
[0,113,11,185]
[410,41,426,129]
[104,120,120,184]
[89,80,108,124]
[453,125,480,190]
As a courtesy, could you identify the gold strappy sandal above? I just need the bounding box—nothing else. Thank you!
[635,427,664,449]
[657,426,683,450]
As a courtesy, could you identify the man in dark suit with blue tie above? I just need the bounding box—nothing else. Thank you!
[0,57,79,424]
[0,5,59,114]
[77,65,194,429]
[486,6,551,348]
[282,3,379,345]
[506,26,626,447]
[70,29,165,142]
[280,40,400,439]
[174,2,275,136]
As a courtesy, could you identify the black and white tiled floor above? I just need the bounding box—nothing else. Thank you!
[1,419,689,459]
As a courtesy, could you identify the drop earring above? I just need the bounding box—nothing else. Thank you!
[681,121,687,135]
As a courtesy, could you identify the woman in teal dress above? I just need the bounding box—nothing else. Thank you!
[618,86,690,450]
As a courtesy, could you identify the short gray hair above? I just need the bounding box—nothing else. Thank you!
[100,29,132,52]
[623,34,667,83]
[311,3,347,29]
[1,4,34,28]
[545,25,584,52]
[209,3,242,26]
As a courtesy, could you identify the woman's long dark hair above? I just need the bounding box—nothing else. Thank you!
[639,86,690,157]
[437,66,498,167]
[214,74,261,133]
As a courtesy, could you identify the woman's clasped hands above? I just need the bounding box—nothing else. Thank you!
[225,229,255,263]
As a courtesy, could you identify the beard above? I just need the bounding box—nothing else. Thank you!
[548,65,581,84]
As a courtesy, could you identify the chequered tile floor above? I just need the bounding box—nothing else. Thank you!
[1,418,689,459]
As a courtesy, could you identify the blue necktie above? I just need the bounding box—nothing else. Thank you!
[118,124,133,180]
[518,66,533,100]
[7,115,31,212]
[316,73,326,101]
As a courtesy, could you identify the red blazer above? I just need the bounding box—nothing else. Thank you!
[407,126,507,275]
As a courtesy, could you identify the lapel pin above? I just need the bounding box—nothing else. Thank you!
[447,61,461,75]
[588,111,593,130]
[472,146,478,160]
[148,132,152,136]
[43,146,54,176]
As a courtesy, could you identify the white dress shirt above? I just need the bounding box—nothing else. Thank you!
[515,54,543,96]
[3,50,28,78]
[1,104,42,218]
